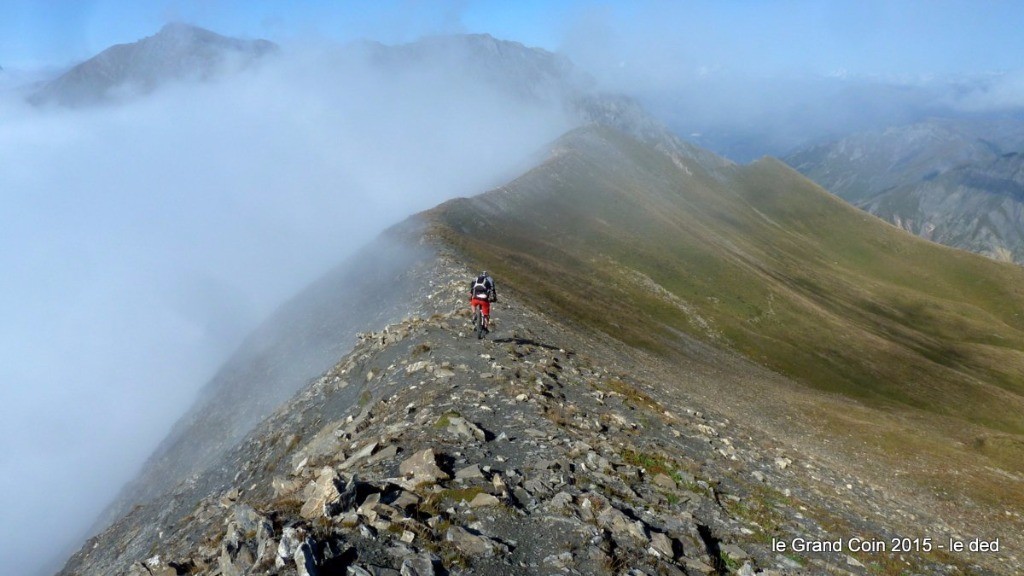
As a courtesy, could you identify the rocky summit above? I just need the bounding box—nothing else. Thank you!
[59,249,1013,576]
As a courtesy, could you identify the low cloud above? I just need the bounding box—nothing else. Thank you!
[0,39,571,575]
[941,70,1024,113]
[556,1,1024,159]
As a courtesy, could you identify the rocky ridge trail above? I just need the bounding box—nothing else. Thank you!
[63,257,1009,576]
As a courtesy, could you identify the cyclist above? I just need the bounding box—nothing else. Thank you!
[469,271,497,333]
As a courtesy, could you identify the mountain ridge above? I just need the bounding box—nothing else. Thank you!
[425,125,1024,435]
[57,123,1024,576]
[859,150,1024,262]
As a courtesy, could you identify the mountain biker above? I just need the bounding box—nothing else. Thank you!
[469,271,497,333]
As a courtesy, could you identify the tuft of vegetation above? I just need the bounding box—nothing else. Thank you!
[542,402,578,428]
[722,485,788,543]
[433,411,461,429]
[602,378,664,414]
[418,486,486,516]
[621,449,673,476]
[357,389,372,407]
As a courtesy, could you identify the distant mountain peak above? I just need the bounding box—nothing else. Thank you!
[150,21,274,51]
[28,23,277,107]
[158,21,206,34]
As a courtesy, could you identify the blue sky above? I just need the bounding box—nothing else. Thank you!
[3,0,1024,77]
[0,0,559,67]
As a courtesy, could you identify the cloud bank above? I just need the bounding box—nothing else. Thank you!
[555,1,1024,160]
[0,40,571,576]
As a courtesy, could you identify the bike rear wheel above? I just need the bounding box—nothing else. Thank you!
[473,307,484,339]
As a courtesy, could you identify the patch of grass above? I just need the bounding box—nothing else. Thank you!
[809,401,1024,533]
[783,552,805,567]
[601,549,630,574]
[419,487,487,517]
[357,389,372,407]
[438,545,472,571]
[722,486,787,542]
[971,433,1024,472]
[442,487,487,503]
[602,378,663,414]
[621,449,673,476]
[676,476,712,497]
[806,498,981,576]
[542,402,578,428]
[270,497,305,518]
[433,411,461,429]
[206,529,226,549]
[721,550,743,571]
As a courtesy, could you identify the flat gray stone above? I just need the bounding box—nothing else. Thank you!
[721,543,748,561]
[399,449,449,485]
[652,473,677,490]
[469,492,501,507]
[455,464,484,480]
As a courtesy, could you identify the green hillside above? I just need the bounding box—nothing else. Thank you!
[425,126,1024,437]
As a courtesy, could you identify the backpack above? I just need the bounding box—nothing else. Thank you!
[472,275,491,298]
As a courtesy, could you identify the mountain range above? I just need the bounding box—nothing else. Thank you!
[36,25,1024,576]
[786,117,1024,263]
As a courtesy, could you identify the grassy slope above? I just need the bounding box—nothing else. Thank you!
[423,126,1024,444]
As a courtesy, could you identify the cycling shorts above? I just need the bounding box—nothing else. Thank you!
[470,297,490,317]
